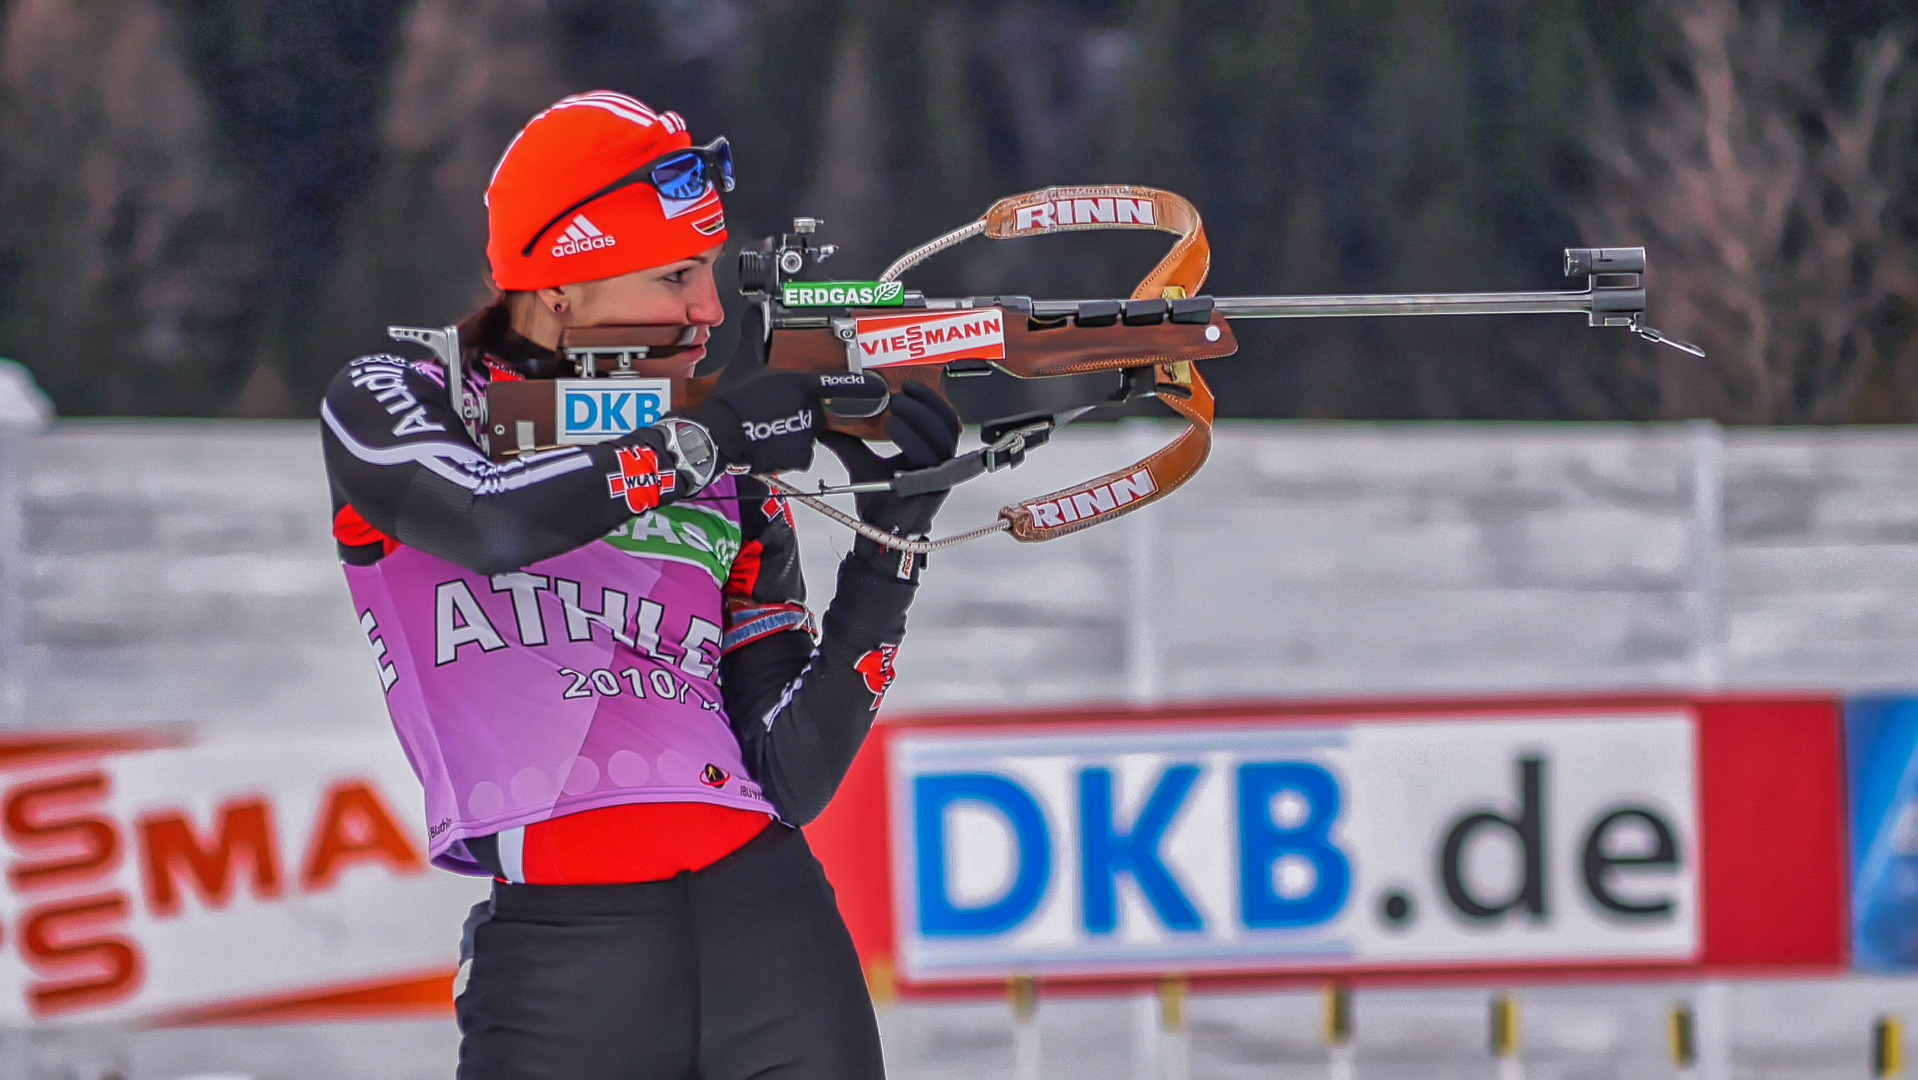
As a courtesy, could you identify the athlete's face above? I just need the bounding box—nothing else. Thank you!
[537,243,726,371]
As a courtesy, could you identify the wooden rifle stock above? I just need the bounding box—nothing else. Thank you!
[764,309,1239,440]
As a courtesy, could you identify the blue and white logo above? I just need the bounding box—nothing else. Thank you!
[888,715,1699,982]
[555,379,672,445]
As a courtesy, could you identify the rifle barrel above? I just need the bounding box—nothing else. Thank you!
[1028,289,1604,320]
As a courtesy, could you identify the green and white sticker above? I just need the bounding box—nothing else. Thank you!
[780,281,905,307]
[602,504,742,588]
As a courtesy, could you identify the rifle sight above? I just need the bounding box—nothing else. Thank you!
[1564,247,1646,277]
[738,218,838,303]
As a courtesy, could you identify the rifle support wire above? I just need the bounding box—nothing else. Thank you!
[877,221,986,284]
[759,475,1011,553]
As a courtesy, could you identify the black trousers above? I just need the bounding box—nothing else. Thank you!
[455,823,885,1080]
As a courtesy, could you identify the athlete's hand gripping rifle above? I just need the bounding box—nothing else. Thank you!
[741,185,1702,552]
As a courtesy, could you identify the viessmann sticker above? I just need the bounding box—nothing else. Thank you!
[853,309,1006,369]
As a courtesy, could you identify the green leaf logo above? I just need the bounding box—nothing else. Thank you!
[780,281,907,307]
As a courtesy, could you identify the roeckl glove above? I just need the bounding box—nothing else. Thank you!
[688,369,887,474]
[819,381,963,581]
[683,304,888,475]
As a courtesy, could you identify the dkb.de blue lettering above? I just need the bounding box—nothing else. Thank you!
[567,389,664,434]
[912,761,1350,938]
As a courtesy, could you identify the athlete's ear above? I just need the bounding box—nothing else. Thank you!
[537,284,574,317]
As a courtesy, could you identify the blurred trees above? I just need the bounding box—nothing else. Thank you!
[0,0,1911,421]
[0,0,259,413]
[1577,0,1917,422]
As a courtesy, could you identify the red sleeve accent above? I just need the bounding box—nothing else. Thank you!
[333,504,399,556]
[725,538,764,600]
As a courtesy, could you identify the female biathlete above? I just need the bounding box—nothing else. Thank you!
[319,91,955,1079]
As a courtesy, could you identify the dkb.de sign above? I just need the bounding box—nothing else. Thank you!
[804,697,1849,989]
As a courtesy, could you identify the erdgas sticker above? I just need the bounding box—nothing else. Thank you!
[853,309,1006,369]
[781,281,906,307]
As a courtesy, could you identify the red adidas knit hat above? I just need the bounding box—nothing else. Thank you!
[485,91,729,291]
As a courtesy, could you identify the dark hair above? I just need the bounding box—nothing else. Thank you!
[455,291,524,363]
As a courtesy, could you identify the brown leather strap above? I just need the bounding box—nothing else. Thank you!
[966,185,1216,542]
[979,185,1212,300]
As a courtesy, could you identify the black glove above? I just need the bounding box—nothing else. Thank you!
[819,381,962,581]
[685,305,889,474]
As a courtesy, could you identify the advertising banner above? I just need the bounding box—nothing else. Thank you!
[0,731,482,1026]
[808,695,1848,991]
[1847,696,1918,971]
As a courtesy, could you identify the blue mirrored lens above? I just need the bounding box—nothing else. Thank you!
[713,143,734,191]
[651,153,708,202]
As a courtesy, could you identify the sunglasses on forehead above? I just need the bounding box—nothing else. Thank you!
[521,137,734,258]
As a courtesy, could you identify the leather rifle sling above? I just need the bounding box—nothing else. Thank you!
[968,186,1217,542]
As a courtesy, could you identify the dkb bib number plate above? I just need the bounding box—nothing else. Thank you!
[555,379,672,444]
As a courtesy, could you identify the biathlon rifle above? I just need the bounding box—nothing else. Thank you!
[733,184,1701,552]
[414,184,1701,553]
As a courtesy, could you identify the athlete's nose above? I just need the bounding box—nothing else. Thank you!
[685,268,725,329]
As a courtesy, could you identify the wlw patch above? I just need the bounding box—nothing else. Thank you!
[607,445,675,513]
[761,493,790,525]
[854,644,899,710]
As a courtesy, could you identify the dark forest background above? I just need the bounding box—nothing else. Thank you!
[0,0,1911,422]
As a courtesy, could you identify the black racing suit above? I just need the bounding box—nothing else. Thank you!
[320,324,906,1079]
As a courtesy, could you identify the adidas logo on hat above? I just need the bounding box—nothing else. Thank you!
[551,214,618,258]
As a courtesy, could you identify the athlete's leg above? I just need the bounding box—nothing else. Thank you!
[457,881,699,1080]
[691,825,886,1080]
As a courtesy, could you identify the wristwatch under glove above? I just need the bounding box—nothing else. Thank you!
[650,416,720,494]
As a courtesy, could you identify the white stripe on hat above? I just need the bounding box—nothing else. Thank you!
[485,92,671,204]
[562,223,587,243]
[570,91,659,120]
[549,98,654,127]
[572,214,603,237]
[551,92,659,128]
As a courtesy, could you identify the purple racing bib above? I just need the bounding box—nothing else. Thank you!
[344,475,775,874]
